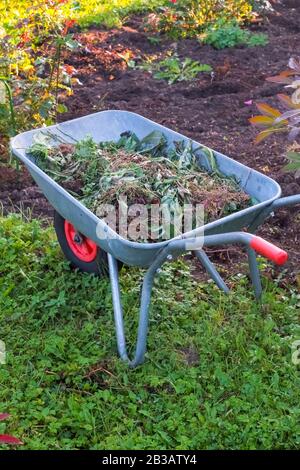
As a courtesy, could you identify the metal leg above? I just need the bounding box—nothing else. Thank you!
[247,247,262,300]
[108,248,177,367]
[195,250,229,294]
[108,255,127,362]
[107,233,284,366]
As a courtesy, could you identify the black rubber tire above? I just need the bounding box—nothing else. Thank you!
[54,211,109,276]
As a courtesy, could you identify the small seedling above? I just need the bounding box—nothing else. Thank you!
[154,56,212,84]
[147,36,161,45]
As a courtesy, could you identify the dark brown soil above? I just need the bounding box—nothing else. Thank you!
[1,0,299,282]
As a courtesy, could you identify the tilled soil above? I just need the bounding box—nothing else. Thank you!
[1,0,299,282]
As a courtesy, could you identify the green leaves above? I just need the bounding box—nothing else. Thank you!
[250,56,300,152]
[151,54,212,85]
[284,151,300,173]
[153,0,254,39]
[201,20,268,50]
[139,131,168,156]
[56,103,68,114]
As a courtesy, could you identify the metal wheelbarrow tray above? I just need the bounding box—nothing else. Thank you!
[10,110,300,366]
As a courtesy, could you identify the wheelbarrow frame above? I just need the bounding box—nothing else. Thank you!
[10,110,300,367]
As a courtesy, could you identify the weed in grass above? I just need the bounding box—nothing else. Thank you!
[0,214,299,449]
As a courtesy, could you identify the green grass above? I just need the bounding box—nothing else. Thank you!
[0,214,299,449]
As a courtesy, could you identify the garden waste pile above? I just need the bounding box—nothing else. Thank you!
[27,130,251,241]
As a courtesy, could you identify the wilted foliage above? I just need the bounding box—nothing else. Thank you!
[0,413,23,446]
[27,130,250,240]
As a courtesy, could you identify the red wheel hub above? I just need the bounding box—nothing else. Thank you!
[64,220,98,262]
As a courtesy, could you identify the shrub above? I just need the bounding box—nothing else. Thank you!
[200,19,268,49]
[0,1,80,134]
[249,57,300,173]
[153,0,254,39]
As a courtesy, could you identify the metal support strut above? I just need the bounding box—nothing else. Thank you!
[108,246,180,367]
[108,232,287,367]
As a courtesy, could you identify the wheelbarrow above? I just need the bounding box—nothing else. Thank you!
[10,110,300,367]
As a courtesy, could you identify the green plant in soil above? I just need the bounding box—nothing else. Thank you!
[200,19,268,50]
[153,55,212,85]
[0,2,80,135]
[134,53,212,84]
[150,0,253,39]
[0,214,299,449]
[27,130,251,241]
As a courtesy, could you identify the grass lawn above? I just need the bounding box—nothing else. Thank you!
[0,214,299,449]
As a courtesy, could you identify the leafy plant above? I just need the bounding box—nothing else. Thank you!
[149,0,254,39]
[0,77,17,136]
[0,1,80,134]
[284,148,300,175]
[137,53,212,84]
[249,57,300,172]
[201,19,268,49]
[246,33,268,47]
[285,151,300,171]
[154,56,212,84]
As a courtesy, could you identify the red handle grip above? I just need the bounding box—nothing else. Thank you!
[250,236,288,266]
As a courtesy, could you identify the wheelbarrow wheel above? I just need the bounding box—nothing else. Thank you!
[54,211,110,276]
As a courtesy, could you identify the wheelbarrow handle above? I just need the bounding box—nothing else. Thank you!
[248,193,300,232]
[249,236,288,266]
[270,194,300,211]
[179,232,288,266]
